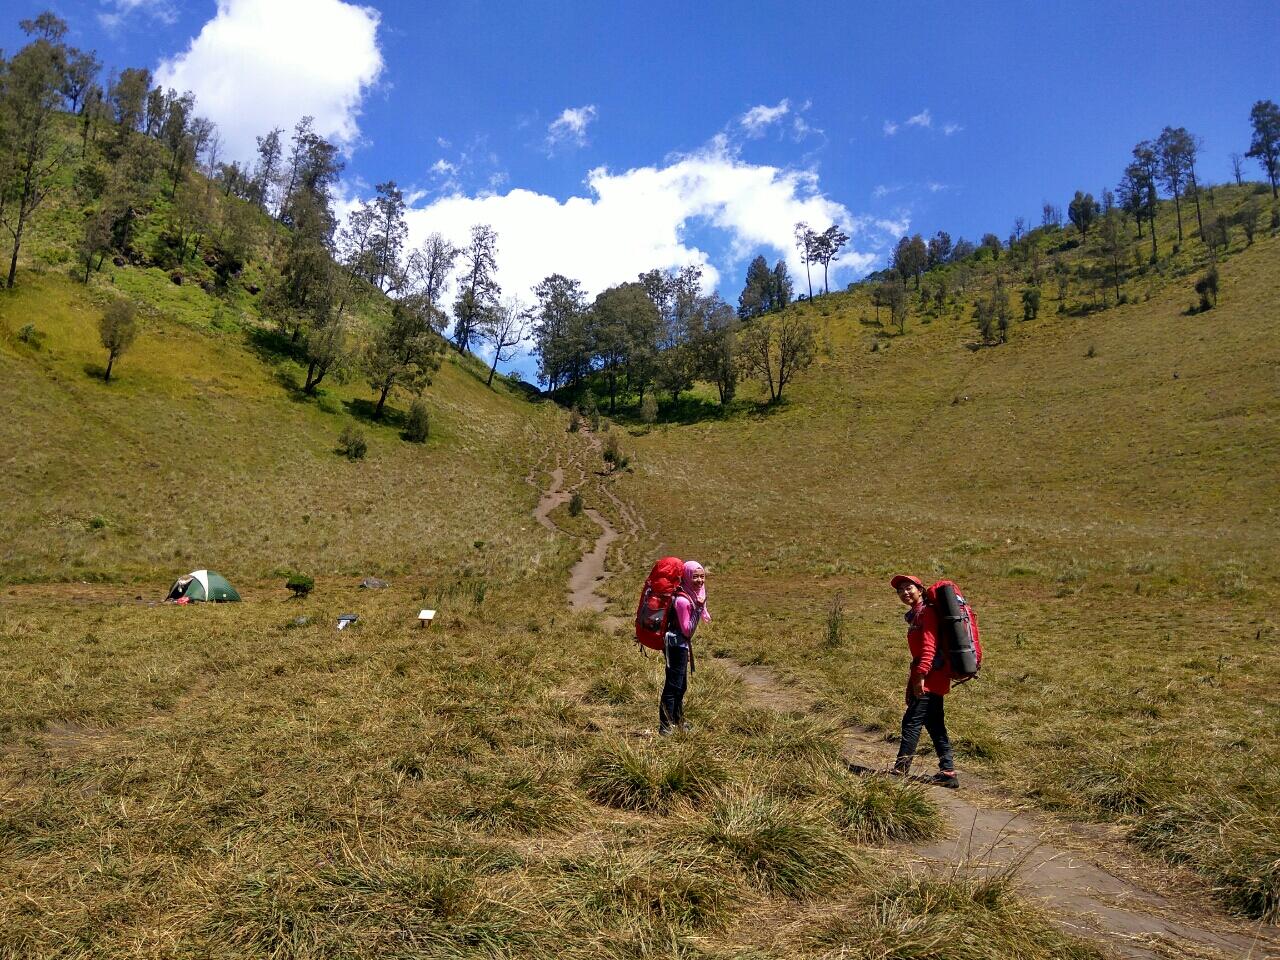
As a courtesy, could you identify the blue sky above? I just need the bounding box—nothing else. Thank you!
[4,0,1277,372]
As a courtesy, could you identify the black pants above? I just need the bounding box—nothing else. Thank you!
[659,640,689,729]
[898,692,954,771]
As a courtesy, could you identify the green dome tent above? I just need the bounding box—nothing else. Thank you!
[165,570,241,603]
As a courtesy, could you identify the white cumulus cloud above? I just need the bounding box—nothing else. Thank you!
[397,140,882,325]
[546,105,598,149]
[154,0,384,163]
[905,109,932,129]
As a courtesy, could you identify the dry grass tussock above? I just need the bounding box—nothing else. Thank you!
[609,233,1280,917]
[0,579,1109,958]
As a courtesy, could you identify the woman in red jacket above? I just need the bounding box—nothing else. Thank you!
[890,574,958,787]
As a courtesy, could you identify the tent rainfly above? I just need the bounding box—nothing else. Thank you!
[165,570,241,603]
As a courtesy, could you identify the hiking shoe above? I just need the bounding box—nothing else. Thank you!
[679,722,694,733]
[932,771,959,789]
[890,758,913,777]
[658,725,675,737]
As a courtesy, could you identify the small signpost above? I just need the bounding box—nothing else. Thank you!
[418,609,436,628]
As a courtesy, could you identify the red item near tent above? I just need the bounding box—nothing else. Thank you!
[634,556,684,651]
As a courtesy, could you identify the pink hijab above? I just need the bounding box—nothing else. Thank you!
[681,561,711,623]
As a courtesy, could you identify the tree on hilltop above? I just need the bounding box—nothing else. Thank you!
[1068,191,1099,241]
[1128,141,1161,260]
[251,126,284,213]
[590,283,654,409]
[1229,152,1244,187]
[738,254,772,319]
[927,230,952,266]
[369,180,408,293]
[452,224,499,353]
[892,233,927,289]
[1,14,74,288]
[815,223,849,296]
[793,222,817,299]
[1246,99,1280,198]
[1156,126,1200,242]
[531,273,589,390]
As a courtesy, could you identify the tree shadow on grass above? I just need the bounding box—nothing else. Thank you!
[245,325,305,366]
[342,397,409,431]
[609,393,787,429]
[82,362,108,381]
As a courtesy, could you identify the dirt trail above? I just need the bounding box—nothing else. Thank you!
[533,431,1277,960]
[529,429,635,619]
[721,659,1278,960]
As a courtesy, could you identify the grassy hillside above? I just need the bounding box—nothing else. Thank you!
[600,216,1280,918]
[0,267,563,586]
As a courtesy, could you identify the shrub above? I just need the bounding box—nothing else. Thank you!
[17,323,44,348]
[639,393,658,425]
[337,424,368,460]
[568,408,581,433]
[568,491,584,517]
[1085,343,1097,358]
[404,398,429,442]
[581,741,726,813]
[1195,264,1219,311]
[286,573,314,598]
[602,432,628,471]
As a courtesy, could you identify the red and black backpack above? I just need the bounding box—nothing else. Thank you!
[635,556,684,651]
[926,580,983,681]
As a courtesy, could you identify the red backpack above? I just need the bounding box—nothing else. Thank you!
[635,556,684,651]
[926,580,983,681]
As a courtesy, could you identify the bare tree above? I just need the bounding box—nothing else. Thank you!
[1229,152,1244,186]
[479,296,529,387]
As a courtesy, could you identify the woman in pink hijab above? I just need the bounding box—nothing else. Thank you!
[660,560,711,735]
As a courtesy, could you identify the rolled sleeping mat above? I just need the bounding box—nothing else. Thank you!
[933,582,979,676]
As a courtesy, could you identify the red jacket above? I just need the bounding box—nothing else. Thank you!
[906,603,951,695]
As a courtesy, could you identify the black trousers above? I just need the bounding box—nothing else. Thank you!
[898,692,954,771]
[659,640,689,729]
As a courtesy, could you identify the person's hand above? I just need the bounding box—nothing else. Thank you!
[911,675,925,699]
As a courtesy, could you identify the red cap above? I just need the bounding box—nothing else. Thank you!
[890,574,924,591]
